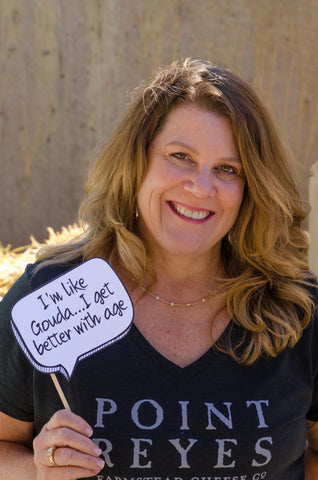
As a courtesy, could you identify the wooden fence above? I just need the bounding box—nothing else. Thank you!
[0,0,317,273]
[309,163,318,275]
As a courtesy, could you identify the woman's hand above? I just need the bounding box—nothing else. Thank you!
[33,409,105,480]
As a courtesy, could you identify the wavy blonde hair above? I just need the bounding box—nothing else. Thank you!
[37,57,315,364]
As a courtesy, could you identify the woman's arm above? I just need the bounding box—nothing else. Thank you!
[0,409,105,480]
[0,411,36,479]
[306,420,318,479]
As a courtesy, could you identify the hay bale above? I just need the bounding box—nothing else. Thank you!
[0,224,82,300]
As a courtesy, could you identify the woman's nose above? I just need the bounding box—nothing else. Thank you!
[183,170,216,198]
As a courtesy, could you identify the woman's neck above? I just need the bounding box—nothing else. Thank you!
[147,250,225,300]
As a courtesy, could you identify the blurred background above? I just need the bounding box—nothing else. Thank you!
[0,0,317,269]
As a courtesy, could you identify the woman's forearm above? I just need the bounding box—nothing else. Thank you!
[0,441,36,480]
[305,445,318,479]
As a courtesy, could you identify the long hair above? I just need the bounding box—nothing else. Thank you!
[37,57,314,364]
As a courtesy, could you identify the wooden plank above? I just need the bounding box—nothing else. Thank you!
[0,0,317,248]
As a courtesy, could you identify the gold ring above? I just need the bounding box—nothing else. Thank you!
[48,446,58,467]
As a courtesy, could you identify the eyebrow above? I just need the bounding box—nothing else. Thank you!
[165,141,242,163]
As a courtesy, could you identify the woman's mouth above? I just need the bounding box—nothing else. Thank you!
[168,201,214,221]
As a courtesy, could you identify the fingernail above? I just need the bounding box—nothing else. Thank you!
[94,446,102,456]
[85,427,93,436]
[96,458,105,468]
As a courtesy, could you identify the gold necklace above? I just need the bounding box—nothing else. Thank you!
[141,287,218,307]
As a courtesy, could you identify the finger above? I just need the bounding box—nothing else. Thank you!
[45,409,93,437]
[33,411,101,472]
[34,429,101,470]
[47,446,105,471]
[38,465,105,480]
[44,427,101,457]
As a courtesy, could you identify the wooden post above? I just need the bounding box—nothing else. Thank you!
[309,162,318,276]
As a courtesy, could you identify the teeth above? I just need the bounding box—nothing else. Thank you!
[173,203,210,220]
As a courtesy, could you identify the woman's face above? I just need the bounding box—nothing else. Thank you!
[137,103,245,263]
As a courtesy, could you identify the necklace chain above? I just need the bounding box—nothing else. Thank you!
[141,286,218,307]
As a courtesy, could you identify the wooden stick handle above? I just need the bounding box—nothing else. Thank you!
[50,373,71,410]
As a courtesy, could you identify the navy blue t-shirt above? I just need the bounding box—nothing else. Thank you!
[0,262,318,480]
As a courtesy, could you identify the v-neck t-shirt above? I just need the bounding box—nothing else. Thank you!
[0,262,318,480]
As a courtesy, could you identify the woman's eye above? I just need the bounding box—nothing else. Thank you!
[171,152,189,160]
[215,164,238,176]
[169,152,194,164]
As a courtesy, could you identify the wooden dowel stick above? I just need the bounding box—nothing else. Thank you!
[50,373,71,410]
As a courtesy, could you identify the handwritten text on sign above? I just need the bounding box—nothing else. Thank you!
[11,258,134,380]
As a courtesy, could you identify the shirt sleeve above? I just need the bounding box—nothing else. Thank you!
[306,304,318,422]
[0,273,35,421]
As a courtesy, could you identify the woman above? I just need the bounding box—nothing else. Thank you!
[0,58,317,479]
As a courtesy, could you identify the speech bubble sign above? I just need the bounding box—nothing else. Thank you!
[11,258,134,380]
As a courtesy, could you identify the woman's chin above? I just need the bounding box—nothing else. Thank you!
[158,238,220,262]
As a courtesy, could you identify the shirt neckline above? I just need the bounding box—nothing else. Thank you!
[129,322,234,379]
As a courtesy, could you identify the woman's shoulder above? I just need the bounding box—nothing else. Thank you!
[25,257,82,290]
[304,274,318,314]
[301,274,318,340]
[305,273,318,296]
[0,272,32,313]
[1,258,82,318]
[0,272,32,343]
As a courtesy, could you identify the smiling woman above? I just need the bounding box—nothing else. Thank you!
[0,58,318,479]
[137,104,245,260]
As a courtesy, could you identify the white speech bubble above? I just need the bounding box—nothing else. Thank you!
[11,258,134,380]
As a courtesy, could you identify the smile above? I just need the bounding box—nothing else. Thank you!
[169,201,214,221]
